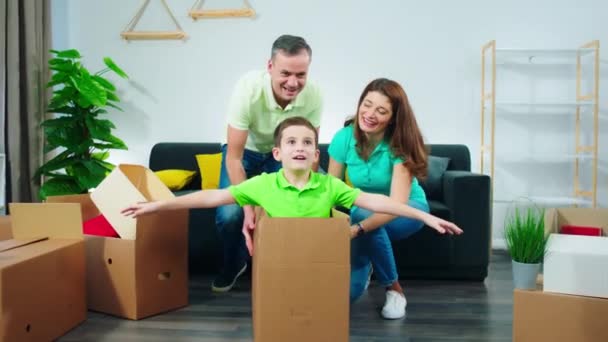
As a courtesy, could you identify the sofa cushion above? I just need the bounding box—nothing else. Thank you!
[155,169,197,191]
[196,153,222,189]
[420,156,450,200]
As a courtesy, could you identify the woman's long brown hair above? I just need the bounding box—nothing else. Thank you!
[345,78,428,180]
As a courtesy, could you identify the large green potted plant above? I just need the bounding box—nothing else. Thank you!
[35,49,129,199]
[504,206,549,290]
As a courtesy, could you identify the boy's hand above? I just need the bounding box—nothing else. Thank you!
[121,201,159,218]
[423,214,463,235]
[242,206,256,256]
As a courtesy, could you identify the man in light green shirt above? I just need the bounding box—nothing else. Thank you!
[215,35,323,292]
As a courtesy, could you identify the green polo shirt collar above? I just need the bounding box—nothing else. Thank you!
[276,169,321,191]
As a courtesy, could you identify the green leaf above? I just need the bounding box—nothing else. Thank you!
[35,149,74,178]
[103,57,128,79]
[71,162,106,189]
[85,116,114,140]
[74,74,107,107]
[106,91,120,102]
[92,151,110,161]
[39,178,85,200]
[95,134,128,150]
[56,49,81,59]
[92,75,116,91]
[41,116,78,128]
[105,101,123,111]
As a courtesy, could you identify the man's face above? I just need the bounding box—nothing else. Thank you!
[267,50,311,107]
[272,125,319,172]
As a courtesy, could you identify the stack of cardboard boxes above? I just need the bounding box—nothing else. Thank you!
[513,208,608,342]
[0,165,189,341]
[0,164,352,341]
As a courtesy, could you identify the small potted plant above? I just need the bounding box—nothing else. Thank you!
[504,206,548,290]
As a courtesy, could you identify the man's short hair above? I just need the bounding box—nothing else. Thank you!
[273,116,318,147]
[271,35,312,60]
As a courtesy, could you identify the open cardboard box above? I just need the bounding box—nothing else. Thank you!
[513,289,608,342]
[0,203,86,342]
[252,209,350,342]
[47,164,189,320]
[543,208,608,298]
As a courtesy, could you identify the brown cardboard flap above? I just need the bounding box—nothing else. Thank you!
[117,164,174,201]
[545,208,608,235]
[91,164,174,240]
[47,193,101,221]
[9,203,83,240]
[0,237,48,252]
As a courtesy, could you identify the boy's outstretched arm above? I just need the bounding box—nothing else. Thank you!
[121,189,236,218]
[354,192,463,235]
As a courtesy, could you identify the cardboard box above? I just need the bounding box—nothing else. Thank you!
[0,217,10,240]
[252,211,350,342]
[543,208,608,298]
[544,233,608,298]
[47,164,189,320]
[513,289,608,342]
[0,203,86,342]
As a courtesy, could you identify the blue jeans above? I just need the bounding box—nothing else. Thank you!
[215,145,282,275]
[349,200,430,302]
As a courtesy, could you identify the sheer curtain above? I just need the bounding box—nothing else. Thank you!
[1,0,50,205]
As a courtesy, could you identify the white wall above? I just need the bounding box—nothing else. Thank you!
[51,0,608,247]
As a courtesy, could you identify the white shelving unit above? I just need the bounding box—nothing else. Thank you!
[480,40,600,208]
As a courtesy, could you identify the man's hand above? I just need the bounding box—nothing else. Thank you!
[242,205,256,256]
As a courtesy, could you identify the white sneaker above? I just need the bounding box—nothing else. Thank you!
[381,290,407,319]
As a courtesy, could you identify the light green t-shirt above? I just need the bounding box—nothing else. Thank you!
[328,125,427,204]
[224,70,323,153]
[228,170,361,217]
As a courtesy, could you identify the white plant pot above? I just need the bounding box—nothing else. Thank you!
[512,260,541,290]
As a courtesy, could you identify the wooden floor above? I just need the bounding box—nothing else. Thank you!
[60,251,514,341]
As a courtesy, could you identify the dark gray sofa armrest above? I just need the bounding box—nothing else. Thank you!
[442,170,492,269]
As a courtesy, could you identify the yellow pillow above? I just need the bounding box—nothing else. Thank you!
[195,153,223,189]
[155,169,197,191]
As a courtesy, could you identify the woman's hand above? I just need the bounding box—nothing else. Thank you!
[121,201,161,218]
[349,225,359,239]
[422,214,463,235]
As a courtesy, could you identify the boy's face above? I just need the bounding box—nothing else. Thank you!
[272,125,319,172]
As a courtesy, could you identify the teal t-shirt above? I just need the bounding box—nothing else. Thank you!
[228,170,361,217]
[328,125,427,204]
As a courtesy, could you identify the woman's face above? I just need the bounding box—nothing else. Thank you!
[357,91,393,137]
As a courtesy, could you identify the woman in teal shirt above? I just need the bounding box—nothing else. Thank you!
[328,78,429,319]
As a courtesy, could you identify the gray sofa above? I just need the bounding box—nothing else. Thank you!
[149,143,491,280]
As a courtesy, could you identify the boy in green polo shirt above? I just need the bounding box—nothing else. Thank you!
[122,117,462,255]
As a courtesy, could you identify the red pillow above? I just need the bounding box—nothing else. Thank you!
[83,214,119,238]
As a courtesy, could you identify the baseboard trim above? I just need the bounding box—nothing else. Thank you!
[492,238,507,250]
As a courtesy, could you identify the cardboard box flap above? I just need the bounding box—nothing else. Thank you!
[9,203,83,239]
[0,237,48,252]
[545,208,608,235]
[0,216,11,240]
[91,164,174,240]
[47,194,100,221]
